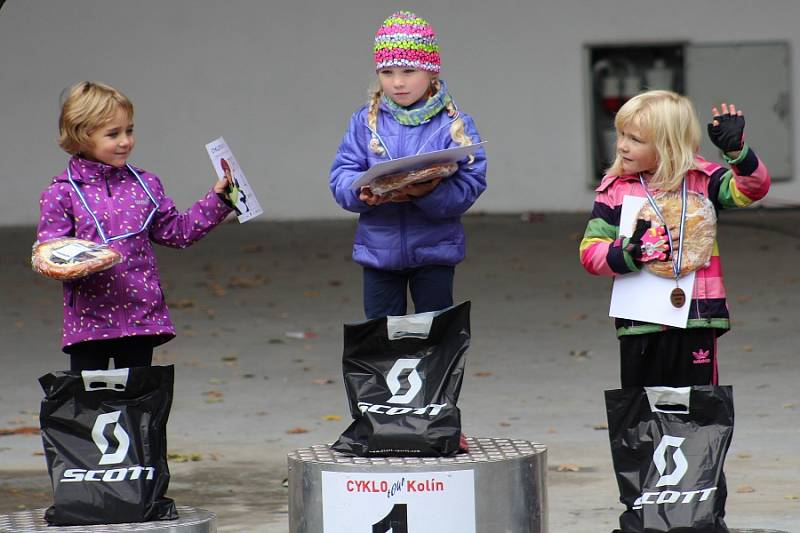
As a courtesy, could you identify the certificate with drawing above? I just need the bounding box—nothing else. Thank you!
[609,195,695,328]
[206,137,263,223]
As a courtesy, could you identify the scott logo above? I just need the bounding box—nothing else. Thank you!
[386,359,423,405]
[632,434,718,510]
[60,411,156,484]
[654,435,688,486]
[92,411,130,465]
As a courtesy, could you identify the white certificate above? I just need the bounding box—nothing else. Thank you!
[350,142,487,190]
[205,137,263,223]
[609,195,695,328]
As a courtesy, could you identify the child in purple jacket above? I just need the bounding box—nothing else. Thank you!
[330,11,487,319]
[37,81,235,371]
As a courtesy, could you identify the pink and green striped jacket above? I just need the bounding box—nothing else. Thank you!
[579,145,770,336]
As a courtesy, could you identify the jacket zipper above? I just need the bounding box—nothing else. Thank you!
[398,124,410,267]
[105,173,130,335]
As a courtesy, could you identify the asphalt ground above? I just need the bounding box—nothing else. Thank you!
[0,210,798,531]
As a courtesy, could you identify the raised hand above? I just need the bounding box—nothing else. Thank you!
[708,102,745,153]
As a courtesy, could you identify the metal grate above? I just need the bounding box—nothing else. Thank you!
[0,506,215,533]
[288,437,546,465]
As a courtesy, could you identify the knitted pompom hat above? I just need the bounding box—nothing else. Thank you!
[374,11,440,73]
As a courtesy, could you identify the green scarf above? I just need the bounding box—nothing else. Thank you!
[381,79,452,126]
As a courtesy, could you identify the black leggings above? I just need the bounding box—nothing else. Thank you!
[67,337,154,371]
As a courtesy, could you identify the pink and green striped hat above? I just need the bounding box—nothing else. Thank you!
[374,11,440,73]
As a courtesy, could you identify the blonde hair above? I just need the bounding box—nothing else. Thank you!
[58,81,134,155]
[607,90,700,191]
[366,77,473,159]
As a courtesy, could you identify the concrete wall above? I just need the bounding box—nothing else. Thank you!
[1,0,798,225]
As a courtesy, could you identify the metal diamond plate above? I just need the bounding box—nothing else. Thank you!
[0,506,215,533]
[288,437,546,465]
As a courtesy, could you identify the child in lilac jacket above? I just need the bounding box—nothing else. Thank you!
[37,81,234,371]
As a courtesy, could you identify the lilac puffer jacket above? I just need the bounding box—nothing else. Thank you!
[37,157,232,351]
[330,102,487,270]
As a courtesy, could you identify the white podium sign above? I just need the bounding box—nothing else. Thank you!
[322,470,475,532]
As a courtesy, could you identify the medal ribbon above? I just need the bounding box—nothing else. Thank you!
[67,162,160,244]
[638,175,687,281]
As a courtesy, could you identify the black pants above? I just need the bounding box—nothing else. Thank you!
[363,265,454,319]
[66,337,154,371]
[619,328,718,387]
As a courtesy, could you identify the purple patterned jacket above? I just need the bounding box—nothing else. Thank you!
[37,157,232,351]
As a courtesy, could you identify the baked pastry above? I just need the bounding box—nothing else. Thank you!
[636,191,716,278]
[369,162,458,197]
[32,237,121,281]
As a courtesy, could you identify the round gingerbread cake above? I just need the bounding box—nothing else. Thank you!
[32,237,121,281]
[636,191,717,278]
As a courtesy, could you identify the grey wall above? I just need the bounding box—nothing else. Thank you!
[2,0,799,225]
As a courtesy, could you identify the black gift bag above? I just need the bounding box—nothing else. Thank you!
[605,386,734,533]
[39,366,177,525]
[333,302,470,457]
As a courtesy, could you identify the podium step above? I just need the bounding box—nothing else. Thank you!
[0,506,215,532]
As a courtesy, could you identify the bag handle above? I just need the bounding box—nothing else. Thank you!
[386,311,436,340]
[645,386,691,414]
[81,369,129,391]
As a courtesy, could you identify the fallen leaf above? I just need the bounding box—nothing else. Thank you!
[0,427,40,437]
[268,338,286,344]
[203,390,224,403]
[499,421,511,427]
[323,415,342,421]
[168,453,203,463]
[742,345,753,352]
[14,320,24,329]
[547,426,558,434]
[785,494,800,501]
[557,464,581,472]
[167,299,196,309]
[208,378,225,385]
[207,282,227,297]
[286,427,309,434]
[303,290,320,297]
[736,484,755,493]
[570,349,590,359]
[593,422,608,430]
[783,403,798,409]
[473,371,493,378]
[736,452,752,459]
[221,355,238,362]
[228,275,267,289]
[312,378,334,385]
[241,244,264,253]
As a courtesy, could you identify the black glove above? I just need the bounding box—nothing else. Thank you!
[707,113,745,152]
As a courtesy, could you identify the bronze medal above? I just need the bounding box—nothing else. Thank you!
[670,287,686,308]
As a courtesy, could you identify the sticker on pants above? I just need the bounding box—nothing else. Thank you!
[322,470,475,532]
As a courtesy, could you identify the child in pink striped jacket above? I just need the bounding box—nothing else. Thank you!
[579,90,770,387]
